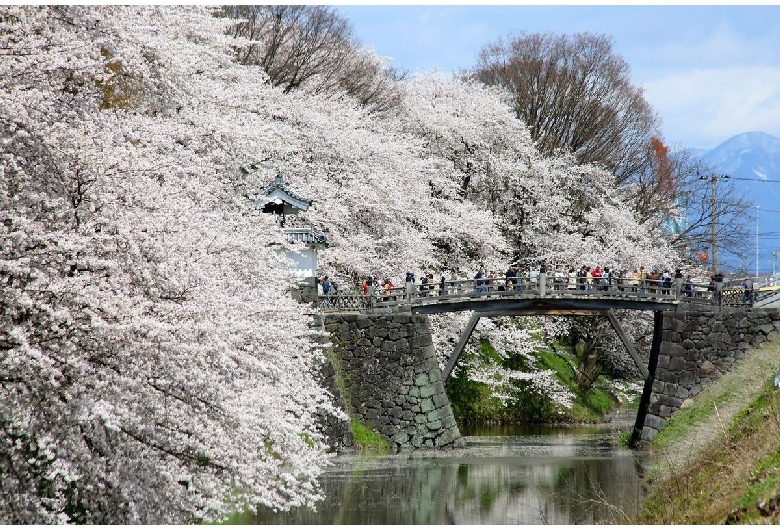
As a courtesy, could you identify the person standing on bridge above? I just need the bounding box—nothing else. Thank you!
[685,275,693,297]
[495,270,507,292]
[661,269,672,295]
[554,265,565,290]
[743,277,754,304]
[591,266,602,289]
[646,269,659,294]
[362,276,373,296]
[603,267,612,291]
[567,267,577,290]
[321,276,332,306]
[615,269,625,291]
[420,273,429,296]
[448,269,458,294]
[529,266,539,290]
[475,266,486,293]
[639,266,648,293]
[630,269,640,292]
[381,278,394,301]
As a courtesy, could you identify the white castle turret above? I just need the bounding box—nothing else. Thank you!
[256,172,328,280]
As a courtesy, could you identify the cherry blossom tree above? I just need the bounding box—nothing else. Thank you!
[462,317,574,409]
[399,72,678,273]
[1,6,340,524]
[235,79,510,286]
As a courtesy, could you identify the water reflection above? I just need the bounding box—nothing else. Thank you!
[240,423,646,525]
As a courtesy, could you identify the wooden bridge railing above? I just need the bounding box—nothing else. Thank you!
[316,273,764,312]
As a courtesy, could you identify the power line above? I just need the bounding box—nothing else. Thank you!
[726,176,780,182]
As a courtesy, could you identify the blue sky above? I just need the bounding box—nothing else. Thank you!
[336,5,780,152]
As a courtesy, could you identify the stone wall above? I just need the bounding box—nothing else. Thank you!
[322,312,462,452]
[315,355,355,452]
[641,307,780,442]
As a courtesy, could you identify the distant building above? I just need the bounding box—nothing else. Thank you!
[256,173,328,279]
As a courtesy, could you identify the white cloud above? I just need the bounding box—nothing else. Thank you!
[642,66,780,149]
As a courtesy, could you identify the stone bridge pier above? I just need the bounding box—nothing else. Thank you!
[639,307,780,444]
[321,312,462,452]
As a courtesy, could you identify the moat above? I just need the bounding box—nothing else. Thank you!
[239,421,647,525]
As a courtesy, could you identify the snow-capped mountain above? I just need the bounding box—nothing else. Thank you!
[700,132,780,182]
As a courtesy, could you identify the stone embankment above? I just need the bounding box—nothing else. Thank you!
[642,308,780,442]
[316,357,355,452]
[322,312,462,452]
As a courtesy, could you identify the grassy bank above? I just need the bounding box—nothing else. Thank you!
[628,336,780,524]
[349,418,389,454]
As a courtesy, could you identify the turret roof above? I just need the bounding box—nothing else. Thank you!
[258,173,312,211]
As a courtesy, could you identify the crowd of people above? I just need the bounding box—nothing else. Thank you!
[316,275,338,296]
[318,264,744,301]
[468,264,687,294]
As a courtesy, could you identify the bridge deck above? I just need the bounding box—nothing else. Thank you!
[408,292,679,314]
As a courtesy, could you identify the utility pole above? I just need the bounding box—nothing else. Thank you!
[700,174,729,273]
[756,205,760,278]
[711,177,717,272]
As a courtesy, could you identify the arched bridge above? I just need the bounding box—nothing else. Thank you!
[318,273,775,385]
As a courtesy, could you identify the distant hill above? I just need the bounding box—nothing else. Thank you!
[699,132,780,181]
[687,132,780,274]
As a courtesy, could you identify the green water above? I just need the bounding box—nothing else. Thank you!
[237,422,647,525]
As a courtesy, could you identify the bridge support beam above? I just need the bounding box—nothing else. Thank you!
[443,309,653,383]
[630,310,663,448]
[443,313,481,381]
[605,310,649,380]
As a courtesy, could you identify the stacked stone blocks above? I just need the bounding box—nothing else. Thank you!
[316,354,355,451]
[641,308,780,441]
[323,312,462,452]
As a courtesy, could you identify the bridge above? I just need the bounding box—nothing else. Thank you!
[315,273,780,452]
[319,273,779,314]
